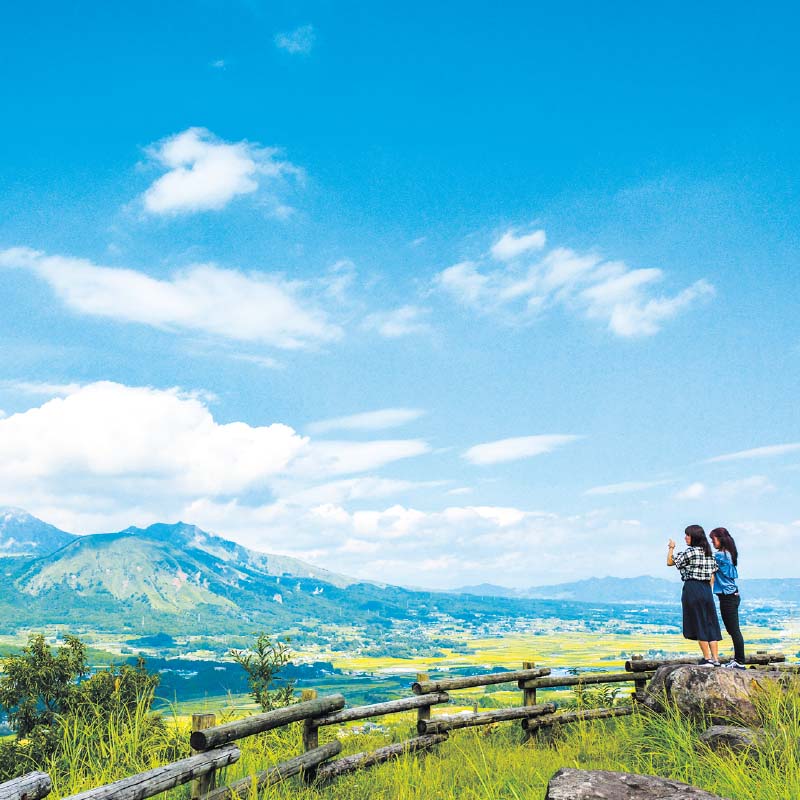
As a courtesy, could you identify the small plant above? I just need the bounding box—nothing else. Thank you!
[229,632,296,711]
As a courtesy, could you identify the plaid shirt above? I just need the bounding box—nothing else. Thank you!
[673,546,718,581]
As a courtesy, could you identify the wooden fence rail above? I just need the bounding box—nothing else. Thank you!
[418,702,556,735]
[202,742,342,800]
[190,695,345,751]
[316,734,449,783]
[624,651,785,672]
[310,692,450,728]
[0,772,52,800]
[61,746,241,800]
[519,670,656,690]
[412,667,550,694]
[522,706,633,732]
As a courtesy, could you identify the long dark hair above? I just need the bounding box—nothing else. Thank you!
[685,524,711,556]
[710,527,738,566]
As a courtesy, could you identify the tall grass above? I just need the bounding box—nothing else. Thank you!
[37,678,800,800]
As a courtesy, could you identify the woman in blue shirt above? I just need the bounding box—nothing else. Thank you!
[710,527,746,669]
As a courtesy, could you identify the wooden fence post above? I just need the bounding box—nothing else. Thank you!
[630,655,646,701]
[191,713,217,800]
[300,689,320,784]
[522,661,536,741]
[416,674,431,725]
[301,689,319,751]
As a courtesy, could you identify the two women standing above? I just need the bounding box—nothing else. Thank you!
[667,524,745,667]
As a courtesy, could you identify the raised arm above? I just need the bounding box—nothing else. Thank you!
[667,538,676,566]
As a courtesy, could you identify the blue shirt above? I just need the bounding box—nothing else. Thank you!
[713,550,739,594]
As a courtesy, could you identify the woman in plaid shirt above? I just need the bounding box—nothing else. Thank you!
[667,524,723,666]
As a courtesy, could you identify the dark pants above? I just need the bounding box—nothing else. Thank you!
[717,593,745,663]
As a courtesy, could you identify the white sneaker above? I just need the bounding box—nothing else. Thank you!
[723,660,746,670]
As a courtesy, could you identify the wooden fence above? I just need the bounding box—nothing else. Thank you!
[0,651,789,800]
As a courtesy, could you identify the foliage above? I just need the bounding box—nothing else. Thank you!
[0,635,162,782]
[0,633,87,738]
[229,632,296,711]
[564,683,622,710]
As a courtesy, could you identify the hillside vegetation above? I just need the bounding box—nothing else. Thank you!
[15,677,800,800]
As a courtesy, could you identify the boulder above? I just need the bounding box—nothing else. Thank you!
[545,768,730,799]
[698,724,765,754]
[642,664,786,726]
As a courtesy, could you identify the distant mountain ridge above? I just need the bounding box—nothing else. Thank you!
[0,509,797,637]
[0,508,76,556]
[456,575,800,604]
[0,508,701,636]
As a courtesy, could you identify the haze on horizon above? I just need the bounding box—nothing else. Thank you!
[1,2,798,589]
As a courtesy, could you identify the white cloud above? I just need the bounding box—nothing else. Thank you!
[490,228,546,261]
[0,382,307,502]
[675,482,707,500]
[3,381,83,397]
[211,59,226,69]
[363,306,432,338]
[0,382,435,538]
[585,479,673,496]
[715,475,775,500]
[675,476,774,501]
[288,439,430,479]
[463,434,581,466]
[705,442,800,463]
[307,408,425,435]
[280,477,444,506]
[142,128,300,215]
[0,247,341,349]
[436,230,714,337]
[274,24,315,54]
[179,499,700,587]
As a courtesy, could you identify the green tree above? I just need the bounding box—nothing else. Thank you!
[67,657,160,721]
[0,633,87,738]
[229,632,295,711]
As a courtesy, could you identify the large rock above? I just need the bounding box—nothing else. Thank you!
[545,768,730,799]
[698,724,766,753]
[642,665,786,726]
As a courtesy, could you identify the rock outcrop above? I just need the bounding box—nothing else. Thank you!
[642,664,786,726]
[545,768,730,799]
[698,724,765,753]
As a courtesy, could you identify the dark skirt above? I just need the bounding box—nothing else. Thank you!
[682,579,722,641]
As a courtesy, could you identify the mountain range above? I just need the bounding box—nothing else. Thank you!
[1,508,797,638]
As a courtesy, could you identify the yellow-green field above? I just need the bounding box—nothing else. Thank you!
[325,624,798,674]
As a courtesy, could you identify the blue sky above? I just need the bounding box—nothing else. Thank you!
[1,1,798,587]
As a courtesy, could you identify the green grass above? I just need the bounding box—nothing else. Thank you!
[14,676,800,800]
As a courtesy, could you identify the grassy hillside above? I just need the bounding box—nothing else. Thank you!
[26,676,800,800]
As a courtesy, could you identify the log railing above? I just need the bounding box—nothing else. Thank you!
[0,651,789,800]
[0,772,52,800]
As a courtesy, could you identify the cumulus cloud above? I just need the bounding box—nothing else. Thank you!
[705,442,800,463]
[463,434,581,466]
[0,382,306,501]
[307,408,425,435]
[490,228,546,261]
[142,127,300,215]
[274,24,315,54]
[436,230,714,337]
[0,247,341,349]
[585,479,674,496]
[0,382,435,534]
[363,305,432,338]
